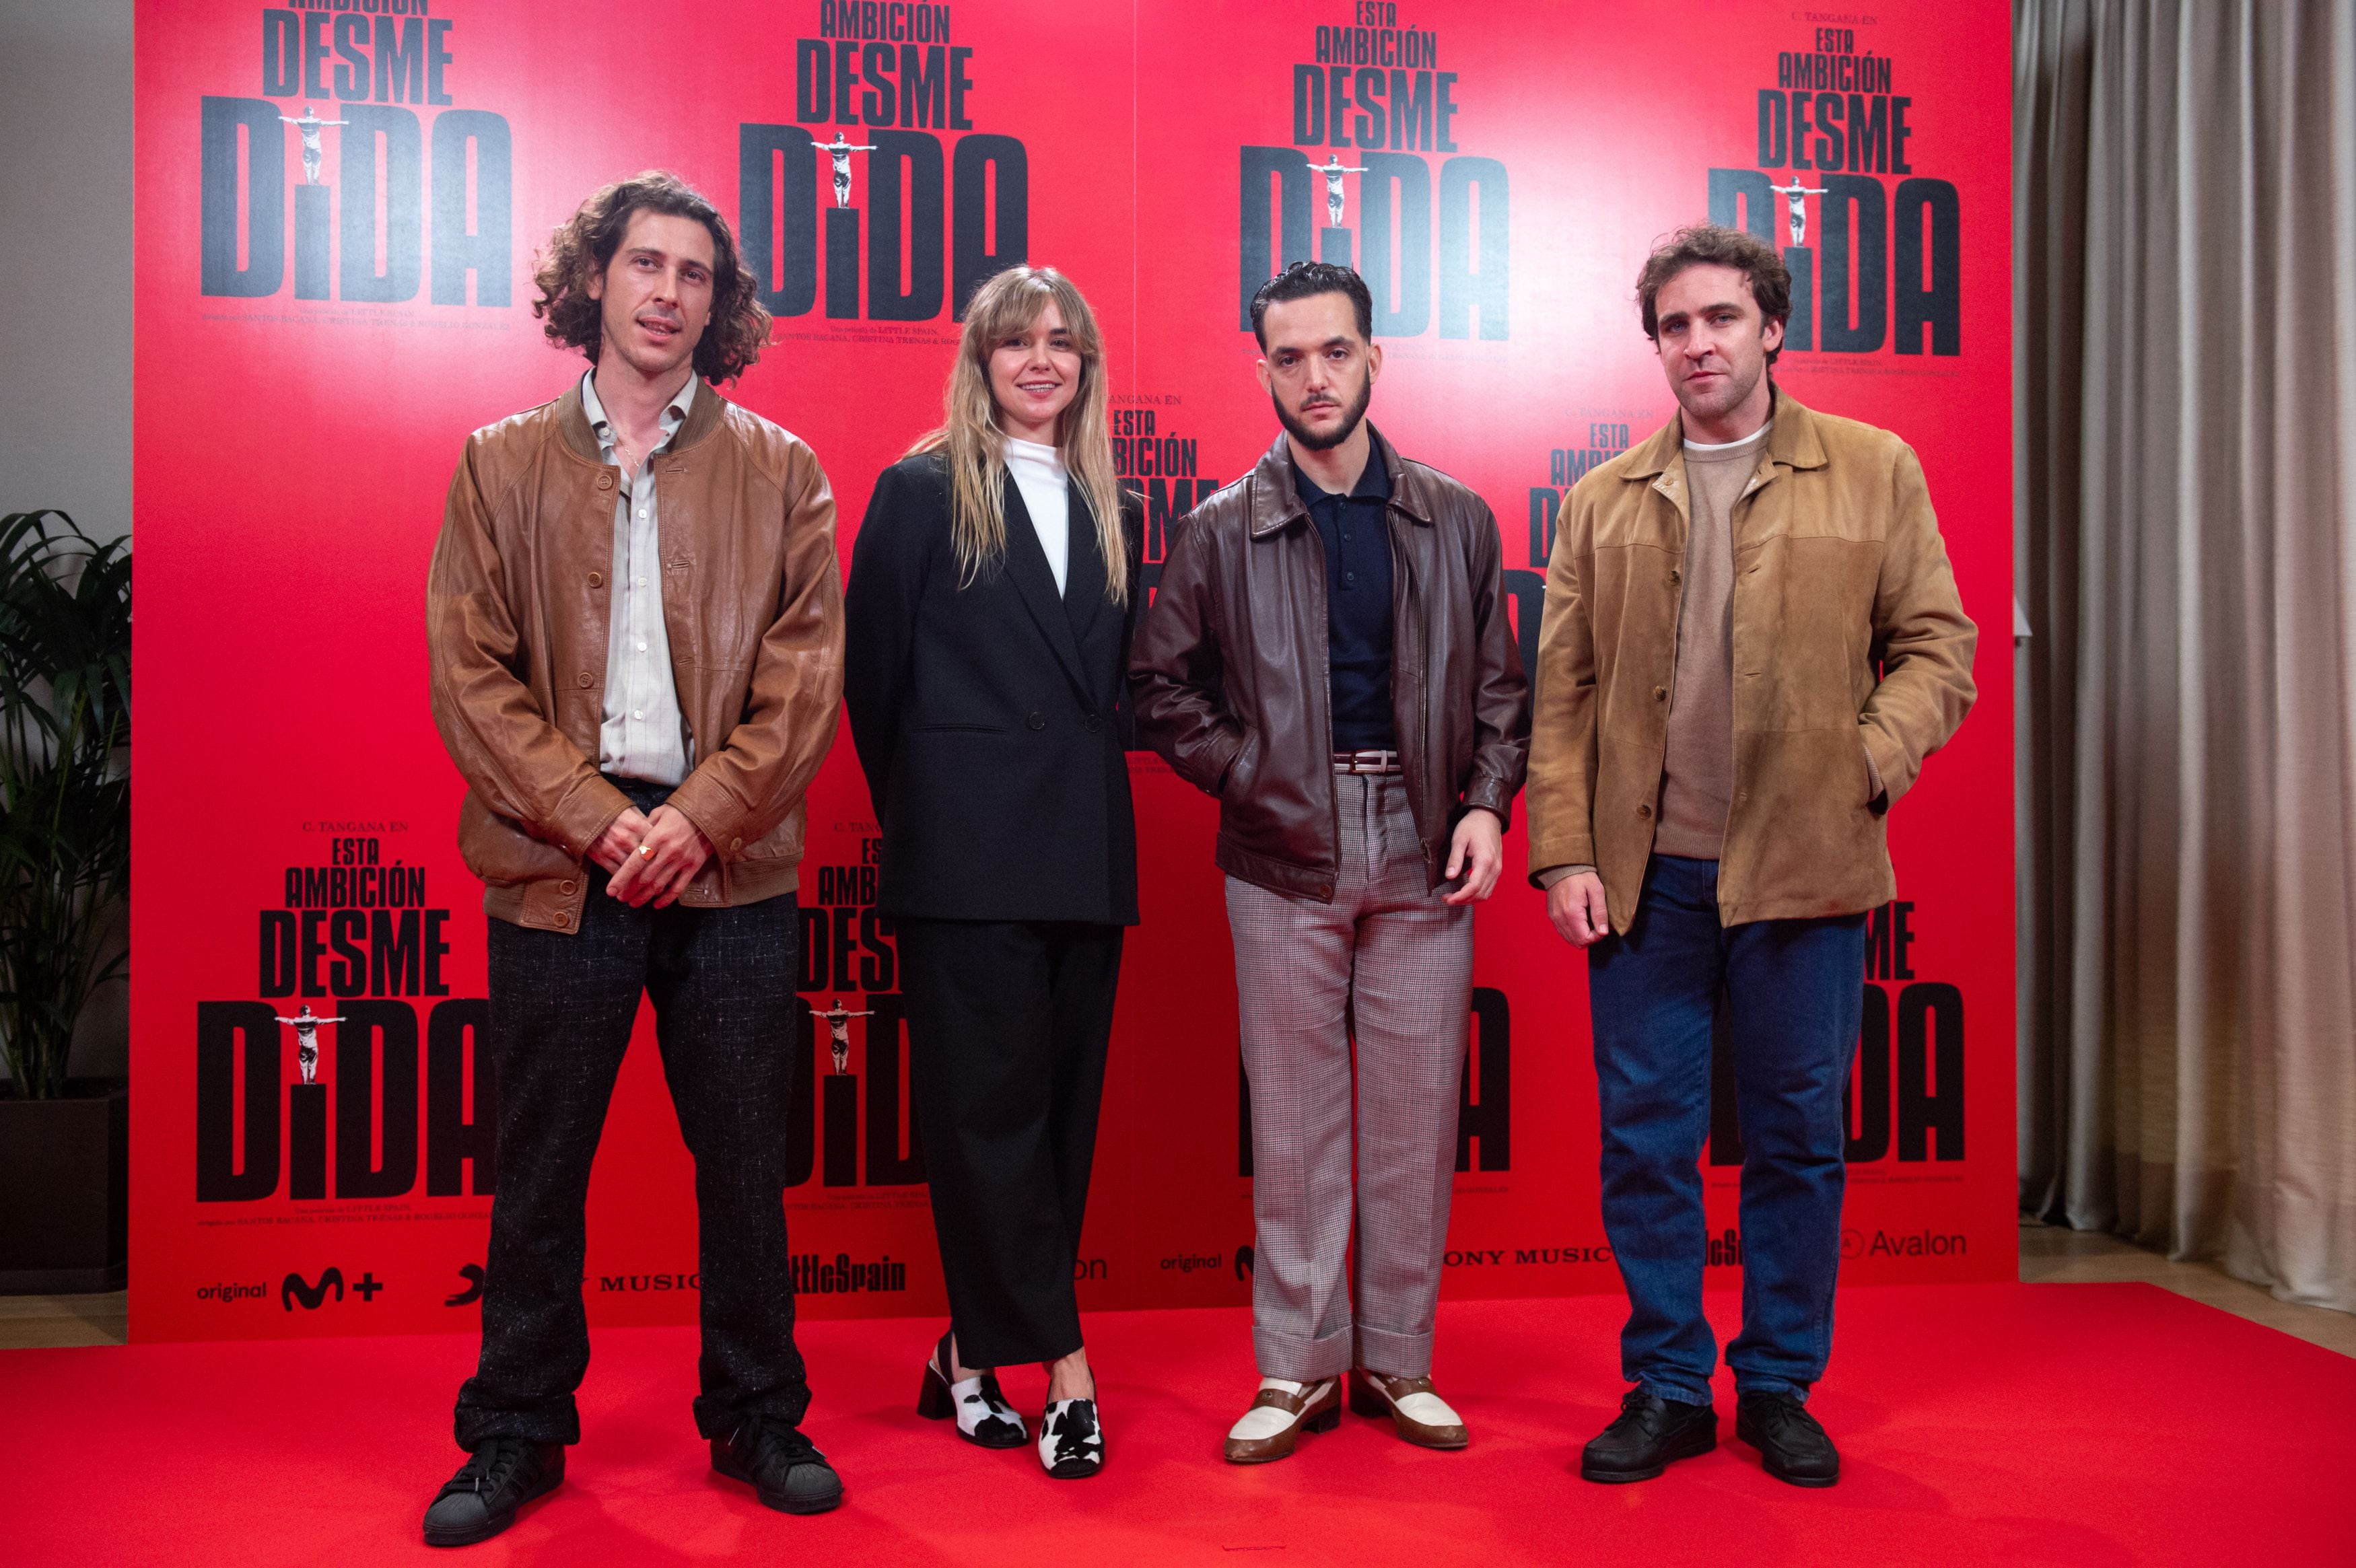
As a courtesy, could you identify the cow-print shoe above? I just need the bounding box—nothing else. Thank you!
[915,1330,1027,1449]
[1038,1396,1105,1479]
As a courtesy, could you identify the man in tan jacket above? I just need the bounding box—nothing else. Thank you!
[421,173,845,1543]
[1525,226,1975,1490]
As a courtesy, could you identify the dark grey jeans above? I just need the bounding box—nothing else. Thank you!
[452,780,808,1448]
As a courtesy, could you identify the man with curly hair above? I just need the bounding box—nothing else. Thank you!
[421,171,847,1544]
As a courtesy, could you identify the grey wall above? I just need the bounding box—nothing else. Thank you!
[0,2,133,1081]
[1,1,134,546]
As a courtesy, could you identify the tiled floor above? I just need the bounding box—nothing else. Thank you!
[6,1223,2351,1355]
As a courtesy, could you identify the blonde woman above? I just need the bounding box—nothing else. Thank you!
[843,266,1142,1480]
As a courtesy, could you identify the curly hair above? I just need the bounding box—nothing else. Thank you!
[1636,224,1793,366]
[532,171,771,383]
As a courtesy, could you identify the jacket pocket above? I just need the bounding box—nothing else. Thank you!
[1218,729,1260,802]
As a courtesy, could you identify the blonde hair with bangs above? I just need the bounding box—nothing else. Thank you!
[910,267,1128,604]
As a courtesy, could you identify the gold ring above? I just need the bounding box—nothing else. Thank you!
[638,845,655,858]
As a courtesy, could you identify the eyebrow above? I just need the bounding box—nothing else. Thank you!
[1276,336,1356,353]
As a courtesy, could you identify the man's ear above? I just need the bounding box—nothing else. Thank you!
[1760,315,1785,357]
[1366,341,1383,382]
[585,262,604,302]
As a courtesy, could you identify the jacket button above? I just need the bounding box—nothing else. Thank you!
[730,836,743,851]
[1082,715,1103,734]
[559,880,576,894]
[1027,711,1047,731]
[1637,802,1653,818]
[1669,568,1682,584]
[1653,686,1667,701]
[554,911,571,927]
[578,671,594,688]
[588,571,603,588]
[596,473,615,491]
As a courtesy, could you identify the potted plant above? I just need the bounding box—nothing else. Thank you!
[0,509,131,1293]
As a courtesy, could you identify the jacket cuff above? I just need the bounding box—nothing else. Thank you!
[662,770,749,860]
[1462,778,1516,834]
[1534,863,1597,890]
[548,775,635,862]
[1526,831,1595,886]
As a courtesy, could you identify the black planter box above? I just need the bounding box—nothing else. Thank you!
[0,1080,129,1293]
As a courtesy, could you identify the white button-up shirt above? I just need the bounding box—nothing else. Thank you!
[581,369,695,786]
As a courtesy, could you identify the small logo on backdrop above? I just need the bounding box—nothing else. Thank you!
[194,1281,269,1305]
[199,7,514,307]
[1842,1228,1865,1261]
[444,1263,487,1307]
[1237,7,1509,341]
[1706,24,1963,357]
[740,3,1029,326]
[282,1267,382,1311]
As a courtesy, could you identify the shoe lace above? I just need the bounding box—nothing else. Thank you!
[453,1438,535,1498]
[1745,1394,1817,1441]
[740,1415,822,1473]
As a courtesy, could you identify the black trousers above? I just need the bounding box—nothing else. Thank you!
[897,919,1123,1368]
[453,781,808,1448]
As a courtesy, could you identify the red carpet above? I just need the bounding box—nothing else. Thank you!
[1,1284,2347,1566]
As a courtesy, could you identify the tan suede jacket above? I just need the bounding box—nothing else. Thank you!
[1524,391,1976,929]
[427,380,844,931]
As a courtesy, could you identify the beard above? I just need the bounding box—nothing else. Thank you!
[1676,358,1766,424]
[1272,372,1373,452]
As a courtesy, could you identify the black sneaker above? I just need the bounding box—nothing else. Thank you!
[1736,1391,1840,1487]
[421,1437,565,1547]
[1579,1386,1717,1483]
[712,1415,845,1515]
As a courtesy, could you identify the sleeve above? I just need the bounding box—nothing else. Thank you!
[1859,443,1978,810]
[425,435,631,861]
[1457,495,1532,827]
[841,463,925,817]
[1521,479,1600,884]
[1126,507,1247,794]
[661,441,847,859]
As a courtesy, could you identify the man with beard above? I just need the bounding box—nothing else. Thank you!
[1527,225,1975,1488]
[1132,261,1529,1464]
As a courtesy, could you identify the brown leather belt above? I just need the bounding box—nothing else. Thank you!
[1331,749,1404,775]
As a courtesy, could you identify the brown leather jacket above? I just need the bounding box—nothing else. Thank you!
[1524,391,1977,929]
[427,380,844,931]
[1130,427,1530,900]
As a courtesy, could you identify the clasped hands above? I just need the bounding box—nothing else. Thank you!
[589,804,714,908]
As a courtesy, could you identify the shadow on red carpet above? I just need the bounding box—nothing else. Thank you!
[1,1283,2345,1566]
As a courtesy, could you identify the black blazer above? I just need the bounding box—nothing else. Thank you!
[844,452,1145,925]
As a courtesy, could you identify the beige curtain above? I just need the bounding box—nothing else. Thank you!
[2016,0,2356,1313]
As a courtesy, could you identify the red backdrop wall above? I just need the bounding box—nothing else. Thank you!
[131,0,2015,1341]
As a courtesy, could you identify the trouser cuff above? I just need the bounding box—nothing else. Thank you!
[1635,1373,1714,1408]
[1354,1322,1434,1380]
[1253,1318,1355,1383]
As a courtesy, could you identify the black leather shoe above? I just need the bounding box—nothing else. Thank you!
[1579,1387,1717,1483]
[421,1437,565,1547]
[1737,1392,1840,1487]
[712,1415,845,1515]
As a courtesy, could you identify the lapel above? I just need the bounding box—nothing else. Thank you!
[1062,478,1109,646]
[1000,473,1095,705]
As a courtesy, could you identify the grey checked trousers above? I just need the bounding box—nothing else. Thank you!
[1226,773,1474,1382]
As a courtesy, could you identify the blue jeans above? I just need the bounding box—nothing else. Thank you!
[1587,855,1865,1406]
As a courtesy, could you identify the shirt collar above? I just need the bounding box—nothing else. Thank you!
[1290,443,1393,511]
[579,369,697,456]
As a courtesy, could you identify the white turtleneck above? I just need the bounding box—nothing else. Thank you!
[1003,435,1070,596]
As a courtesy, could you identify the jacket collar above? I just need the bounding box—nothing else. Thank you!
[1620,386,1830,480]
[1246,423,1432,538]
[555,371,728,465]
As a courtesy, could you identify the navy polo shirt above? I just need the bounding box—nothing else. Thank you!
[1293,449,1396,752]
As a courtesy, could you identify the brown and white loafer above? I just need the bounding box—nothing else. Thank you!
[1348,1371,1469,1450]
[1222,1378,1342,1464]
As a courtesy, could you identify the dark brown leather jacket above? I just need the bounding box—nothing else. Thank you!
[427,380,844,931]
[1130,427,1529,900]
